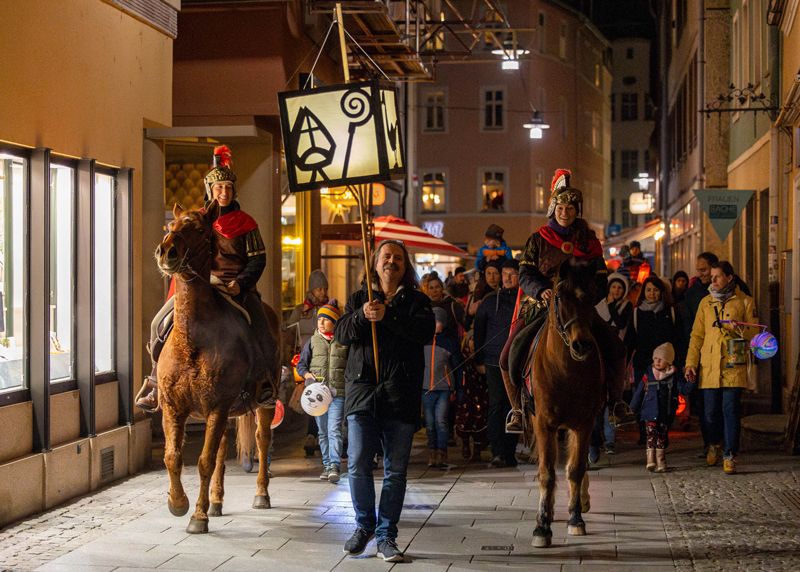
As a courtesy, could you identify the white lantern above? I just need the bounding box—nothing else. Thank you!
[301,382,333,417]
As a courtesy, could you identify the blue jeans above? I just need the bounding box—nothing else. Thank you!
[347,413,415,541]
[703,388,743,458]
[423,390,450,450]
[316,396,345,467]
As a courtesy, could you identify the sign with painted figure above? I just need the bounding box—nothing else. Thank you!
[693,189,755,241]
[278,80,405,193]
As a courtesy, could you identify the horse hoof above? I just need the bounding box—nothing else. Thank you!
[168,496,190,517]
[208,503,223,517]
[252,495,271,509]
[532,527,552,548]
[186,517,209,534]
[568,523,586,536]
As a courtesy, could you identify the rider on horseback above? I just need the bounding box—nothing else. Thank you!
[501,168,626,433]
[136,145,273,412]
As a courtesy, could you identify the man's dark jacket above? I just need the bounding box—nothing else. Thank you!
[335,284,435,426]
[473,286,519,367]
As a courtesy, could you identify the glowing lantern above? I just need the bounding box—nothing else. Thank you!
[636,261,651,284]
[270,400,285,429]
[676,395,687,417]
[751,332,778,359]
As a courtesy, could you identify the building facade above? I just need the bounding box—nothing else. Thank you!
[413,0,612,257]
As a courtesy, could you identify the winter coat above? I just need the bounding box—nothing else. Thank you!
[595,272,633,342]
[630,366,694,424]
[684,277,709,323]
[475,240,513,270]
[422,333,460,392]
[335,283,435,426]
[685,287,758,390]
[287,302,321,348]
[473,286,519,366]
[631,305,677,372]
[295,330,348,396]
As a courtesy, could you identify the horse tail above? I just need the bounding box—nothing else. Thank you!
[236,412,258,464]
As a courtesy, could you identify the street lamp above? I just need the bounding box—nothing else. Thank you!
[633,172,655,191]
[492,37,529,71]
[523,111,550,139]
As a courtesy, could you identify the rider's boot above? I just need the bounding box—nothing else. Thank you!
[501,368,524,434]
[256,378,277,407]
[135,368,160,413]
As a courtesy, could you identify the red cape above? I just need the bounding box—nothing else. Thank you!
[213,209,258,239]
[538,226,603,259]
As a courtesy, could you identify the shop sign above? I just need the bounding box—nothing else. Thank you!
[278,80,405,193]
[422,220,444,238]
[693,189,754,240]
[629,192,655,214]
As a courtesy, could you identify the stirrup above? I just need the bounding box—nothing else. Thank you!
[608,400,636,427]
[505,409,524,434]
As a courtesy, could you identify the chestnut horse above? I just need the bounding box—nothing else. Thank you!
[155,202,280,534]
[527,260,616,548]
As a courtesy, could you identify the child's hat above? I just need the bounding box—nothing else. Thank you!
[432,307,448,325]
[484,223,505,240]
[653,342,675,364]
[317,300,341,323]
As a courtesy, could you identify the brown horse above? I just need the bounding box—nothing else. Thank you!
[154,201,280,534]
[527,260,617,548]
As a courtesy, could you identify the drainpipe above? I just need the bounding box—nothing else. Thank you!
[697,0,706,198]
[658,0,671,276]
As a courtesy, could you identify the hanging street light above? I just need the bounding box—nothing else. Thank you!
[523,111,550,139]
[633,172,655,191]
[492,34,529,71]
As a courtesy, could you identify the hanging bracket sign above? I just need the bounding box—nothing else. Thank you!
[693,188,754,241]
[278,80,405,193]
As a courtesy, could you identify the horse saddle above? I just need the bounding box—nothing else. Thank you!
[520,325,546,416]
[209,276,251,324]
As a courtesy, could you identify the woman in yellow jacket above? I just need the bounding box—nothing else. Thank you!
[685,261,757,475]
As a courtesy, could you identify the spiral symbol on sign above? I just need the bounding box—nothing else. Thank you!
[341,88,372,127]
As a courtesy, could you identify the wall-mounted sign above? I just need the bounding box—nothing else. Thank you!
[629,192,655,214]
[278,80,405,193]
[422,220,444,238]
[693,189,754,240]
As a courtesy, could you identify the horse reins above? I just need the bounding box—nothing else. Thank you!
[552,292,578,348]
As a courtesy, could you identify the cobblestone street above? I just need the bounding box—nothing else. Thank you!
[1,424,799,571]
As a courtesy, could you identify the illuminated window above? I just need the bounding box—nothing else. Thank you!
[0,154,27,392]
[49,164,75,382]
[481,170,505,212]
[94,172,115,374]
[421,172,446,213]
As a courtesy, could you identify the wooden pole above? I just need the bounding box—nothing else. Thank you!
[335,3,350,83]
[352,184,380,382]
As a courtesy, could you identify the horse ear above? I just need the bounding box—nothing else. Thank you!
[205,199,220,222]
[173,202,184,219]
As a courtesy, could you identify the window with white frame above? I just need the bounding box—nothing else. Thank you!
[421,172,446,213]
[49,163,75,382]
[423,91,446,132]
[534,171,546,212]
[482,87,505,130]
[0,154,27,392]
[481,170,506,212]
[94,172,115,374]
[621,92,638,120]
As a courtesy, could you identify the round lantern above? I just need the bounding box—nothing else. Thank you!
[270,400,285,429]
[750,332,778,360]
[301,382,333,417]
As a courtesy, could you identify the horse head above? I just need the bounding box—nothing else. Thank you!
[552,259,598,362]
[155,201,219,279]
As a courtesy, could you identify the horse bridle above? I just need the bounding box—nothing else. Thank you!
[163,225,213,285]
[552,289,578,348]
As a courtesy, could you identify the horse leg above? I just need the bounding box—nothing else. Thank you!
[565,427,591,536]
[253,407,274,509]
[208,430,228,517]
[162,405,190,517]
[187,410,228,534]
[532,423,557,548]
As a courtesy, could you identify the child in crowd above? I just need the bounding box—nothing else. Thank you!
[475,224,513,271]
[630,342,694,473]
[423,308,460,469]
[296,301,348,483]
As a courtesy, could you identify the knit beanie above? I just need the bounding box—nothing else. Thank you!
[652,342,675,365]
[308,269,328,291]
[317,301,341,324]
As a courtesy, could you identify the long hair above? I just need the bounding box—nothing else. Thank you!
[367,239,420,289]
[636,275,672,307]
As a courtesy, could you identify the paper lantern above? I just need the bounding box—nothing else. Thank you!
[270,400,284,429]
[278,80,405,193]
[751,332,778,359]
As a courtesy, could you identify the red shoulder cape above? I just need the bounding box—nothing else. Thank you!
[213,210,258,239]
[538,226,603,259]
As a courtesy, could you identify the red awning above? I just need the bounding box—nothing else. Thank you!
[373,216,468,257]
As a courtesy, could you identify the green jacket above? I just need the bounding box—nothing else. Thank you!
[297,330,348,396]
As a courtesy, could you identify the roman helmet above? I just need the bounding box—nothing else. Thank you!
[203,145,237,200]
[546,168,583,218]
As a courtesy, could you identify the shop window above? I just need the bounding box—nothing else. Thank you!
[424,91,446,132]
[621,92,638,121]
[421,172,446,213]
[0,154,27,392]
[481,170,505,212]
[49,164,75,382]
[281,192,305,312]
[482,87,505,131]
[94,172,115,374]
